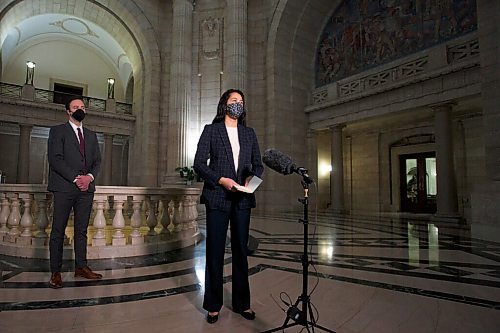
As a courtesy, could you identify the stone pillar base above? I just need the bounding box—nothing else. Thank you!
[145,234,159,243]
[129,236,144,245]
[4,234,17,243]
[161,173,185,187]
[92,238,106,246]
[16,237,32,246]
[32,238,47,246]
[112,238,127,246]
[431,213,464,224]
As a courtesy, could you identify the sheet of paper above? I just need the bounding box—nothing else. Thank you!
[232,176,263,193]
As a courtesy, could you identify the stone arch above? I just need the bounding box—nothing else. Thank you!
[263,0,340,212]
[0,0,163,186]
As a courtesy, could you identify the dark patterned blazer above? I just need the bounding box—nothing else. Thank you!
[193,122,263,211]
[47,122,101,193]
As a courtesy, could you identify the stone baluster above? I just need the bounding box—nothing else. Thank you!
[159,196,172,235]
[180,196,190,231]
[6,194,21,241]
[183,195,198,231]
[171,196,183,232]
[92,196,107,246]
[112,196,126,246]
[0,194,10,235]
[129,196,144,245]
[32,193,50,246]
[104,198,111,220]
[145,196,159,241]
[167,199,175,232]
[19,194,34,243]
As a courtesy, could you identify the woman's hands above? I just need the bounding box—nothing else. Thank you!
[218,177,238,191]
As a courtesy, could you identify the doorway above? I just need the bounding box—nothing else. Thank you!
[400,152,437,213]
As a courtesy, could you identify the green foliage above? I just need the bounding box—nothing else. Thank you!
[175,166,196,181]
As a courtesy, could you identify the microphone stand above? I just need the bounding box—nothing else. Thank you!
[263,173,335,333]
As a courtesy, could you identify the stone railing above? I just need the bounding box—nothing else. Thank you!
[0,82,132,114]
[0,184,202,259]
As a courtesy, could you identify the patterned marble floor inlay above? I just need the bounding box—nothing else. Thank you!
[1,211,499,333]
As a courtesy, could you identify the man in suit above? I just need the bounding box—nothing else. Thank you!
[47,96,102,288]
[194,89,263,324]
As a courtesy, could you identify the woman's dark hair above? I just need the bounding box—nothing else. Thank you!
[212,89,247,126]
[64,96,85,111]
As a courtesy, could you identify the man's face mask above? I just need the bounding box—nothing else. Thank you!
[226,102,244,119]
[71,109,86,122]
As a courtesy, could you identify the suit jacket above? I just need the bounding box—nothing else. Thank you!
[194,122,263,211]
[47,122,101,193]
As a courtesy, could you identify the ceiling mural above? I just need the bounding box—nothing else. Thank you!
[315,0,477,87]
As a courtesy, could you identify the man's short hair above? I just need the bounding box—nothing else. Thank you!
[65,96,85,111]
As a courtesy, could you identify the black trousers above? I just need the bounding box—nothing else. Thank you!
[49,191,94,273]
[203,203,251,313]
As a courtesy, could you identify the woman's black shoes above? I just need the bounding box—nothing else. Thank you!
[206,312,219,324]
[239,310,256,320]
[206,309,255,323]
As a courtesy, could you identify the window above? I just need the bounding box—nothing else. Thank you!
[53,83,84,105]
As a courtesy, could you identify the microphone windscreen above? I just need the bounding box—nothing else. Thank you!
[262,149,294,175]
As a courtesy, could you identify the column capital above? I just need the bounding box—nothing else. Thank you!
[429,101,457,112]
[173,0,194,9]
[328,123,345,131]
[18,123,34,130]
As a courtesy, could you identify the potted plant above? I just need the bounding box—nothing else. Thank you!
[175,166,196,185]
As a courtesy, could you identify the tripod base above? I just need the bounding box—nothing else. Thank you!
[262,321,335,333]
[263,179,335,333]
[262,297,336,333]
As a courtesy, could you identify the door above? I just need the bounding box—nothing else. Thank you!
[400,152,437,213]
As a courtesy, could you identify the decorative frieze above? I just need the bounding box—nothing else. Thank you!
[336,56,428,98]
[447,39,479,64]
[312,89,328,104]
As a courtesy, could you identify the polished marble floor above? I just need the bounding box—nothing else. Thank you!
[1,211,499,333]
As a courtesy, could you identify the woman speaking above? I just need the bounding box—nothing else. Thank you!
[194,89,263,324]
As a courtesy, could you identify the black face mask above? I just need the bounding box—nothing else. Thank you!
[71,109,86,122]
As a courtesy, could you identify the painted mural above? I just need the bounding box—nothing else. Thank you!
[316,0,477,87]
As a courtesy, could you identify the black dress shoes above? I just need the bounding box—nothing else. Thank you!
[239,309,256,320]
[206,312,219,324]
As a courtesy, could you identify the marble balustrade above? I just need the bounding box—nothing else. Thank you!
[0,184,202,259]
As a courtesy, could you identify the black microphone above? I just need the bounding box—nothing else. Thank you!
[262,149,313,183]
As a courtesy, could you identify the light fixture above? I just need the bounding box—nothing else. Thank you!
[319,163,332,176]
[107,78,115,99]
[25,61,36,85]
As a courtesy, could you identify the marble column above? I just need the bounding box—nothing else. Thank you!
[164,0,193,185]
[330,125,345,212]
[17,124,33,184]
[433,104,460,220]
[478,0,500,181]
[224,0,248,92]
[470,0,500,236]
[103,134,114,185]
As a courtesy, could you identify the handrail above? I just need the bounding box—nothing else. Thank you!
[0,82,132,115]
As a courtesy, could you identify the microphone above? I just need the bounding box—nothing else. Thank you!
[262,149,313,183]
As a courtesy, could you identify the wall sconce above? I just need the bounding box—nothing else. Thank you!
[25,61,36,85]
[107,78,115,99]
[319,163,332,176]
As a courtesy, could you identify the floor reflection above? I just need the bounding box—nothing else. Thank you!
[1,211,499,333]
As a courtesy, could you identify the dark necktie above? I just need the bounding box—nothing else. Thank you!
[77,127,85,156]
